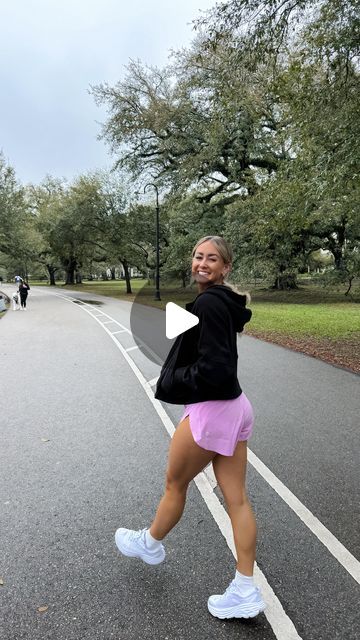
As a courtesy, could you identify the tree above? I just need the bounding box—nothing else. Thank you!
[91,42,289,205]
[198,0,360,289]
[224,161,312,288]
[28,177,67,284]
[31,174,109,285]
[277,0,360,282]
[0,153,28,263]
[124,202,170,288]
[97,172,152,294]
[162,194,232,286]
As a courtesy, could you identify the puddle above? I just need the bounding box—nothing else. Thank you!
[73,299,104,306]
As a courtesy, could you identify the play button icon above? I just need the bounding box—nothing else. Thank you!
[129,283,197,365]
[166,302,199,339]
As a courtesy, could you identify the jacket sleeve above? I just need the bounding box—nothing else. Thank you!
[172,295,234,393]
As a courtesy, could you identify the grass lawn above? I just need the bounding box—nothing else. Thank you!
[249,302,359,339]
[31,278,360,341]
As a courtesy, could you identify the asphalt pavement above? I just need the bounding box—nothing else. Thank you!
[0,285,359,640]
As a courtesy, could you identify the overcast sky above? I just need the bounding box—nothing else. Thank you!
[0,0,217,185]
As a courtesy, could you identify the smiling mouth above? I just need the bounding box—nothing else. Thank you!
[197,271,210,276]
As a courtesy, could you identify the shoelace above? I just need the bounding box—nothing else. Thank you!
[129,528,147,543]
[225,580,240,596]
[224,580,259,598]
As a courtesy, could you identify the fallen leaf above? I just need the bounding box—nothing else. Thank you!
[0,577,4,586]
[38,606,48,613]
[40,438,50,443]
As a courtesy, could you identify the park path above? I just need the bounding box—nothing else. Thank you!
[0,285,359,640]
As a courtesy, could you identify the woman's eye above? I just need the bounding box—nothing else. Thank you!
[194,256,217,262]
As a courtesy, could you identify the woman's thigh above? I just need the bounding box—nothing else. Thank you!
[212,440,248,506]
[166,416,216,488]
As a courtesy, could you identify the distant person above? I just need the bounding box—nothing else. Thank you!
[115,235,265,620]
[18,279,30,310]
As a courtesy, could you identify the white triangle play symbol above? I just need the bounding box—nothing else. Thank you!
[166,302,199,339]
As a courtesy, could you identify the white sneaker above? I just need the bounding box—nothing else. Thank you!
[208,579,266,619]
[115,528,165,565]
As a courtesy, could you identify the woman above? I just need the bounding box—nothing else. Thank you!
[115,236,265,619]
[18,279,30,310]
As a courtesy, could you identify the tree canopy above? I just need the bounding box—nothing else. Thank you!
[1,0,359,291]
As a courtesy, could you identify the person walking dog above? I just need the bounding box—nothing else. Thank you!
[18,279,30,310]
[115,235,265,620]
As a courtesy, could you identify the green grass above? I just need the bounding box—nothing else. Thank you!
[30,279,360,340]
[32,279,147,297]
[249,303,359,339]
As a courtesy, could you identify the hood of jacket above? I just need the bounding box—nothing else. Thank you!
[197,284,252,332]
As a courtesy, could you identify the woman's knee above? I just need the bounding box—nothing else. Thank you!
[165,470,189,495]
[224,489,248,512]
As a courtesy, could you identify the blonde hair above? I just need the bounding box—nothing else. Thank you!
[192,235,250,303]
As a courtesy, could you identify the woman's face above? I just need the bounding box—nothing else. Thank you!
[192,240,230,290]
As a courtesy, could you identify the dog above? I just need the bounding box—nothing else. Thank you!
[12,292,20,311]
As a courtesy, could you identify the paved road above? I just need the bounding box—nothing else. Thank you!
[0,285,359,640]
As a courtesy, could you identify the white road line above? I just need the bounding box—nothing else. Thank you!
[112,329,127,335]
[51,291,164,366]
[146,376,159,387]
[247,449,360,584]
[125,345,139,352]
[194,473,301,639]
[102,320,116,325]
[59,297,302,640]
[202,463,217,489]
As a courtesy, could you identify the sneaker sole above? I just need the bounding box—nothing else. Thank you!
[207,601,266,619]
[115,531,165,565]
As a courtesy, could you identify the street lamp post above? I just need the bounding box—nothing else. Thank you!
[144,183,161,301]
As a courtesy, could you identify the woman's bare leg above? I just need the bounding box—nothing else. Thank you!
[212,441,256,576]
[150,416,216,540]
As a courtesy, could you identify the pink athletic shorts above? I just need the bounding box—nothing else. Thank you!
[180,392,254,456]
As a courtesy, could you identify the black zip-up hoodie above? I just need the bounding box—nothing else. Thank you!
[155,284,252,405]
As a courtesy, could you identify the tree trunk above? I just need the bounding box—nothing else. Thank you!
[64,257,77,285]
[76,270,82,284]
[273,273,298,290]
[345,276,354,296]
[110,266,116,280]
[46,265,57,285]
[327,222,346,270]
[101,271,108,281]
[332,246,344,270]
[121,258,132,294]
